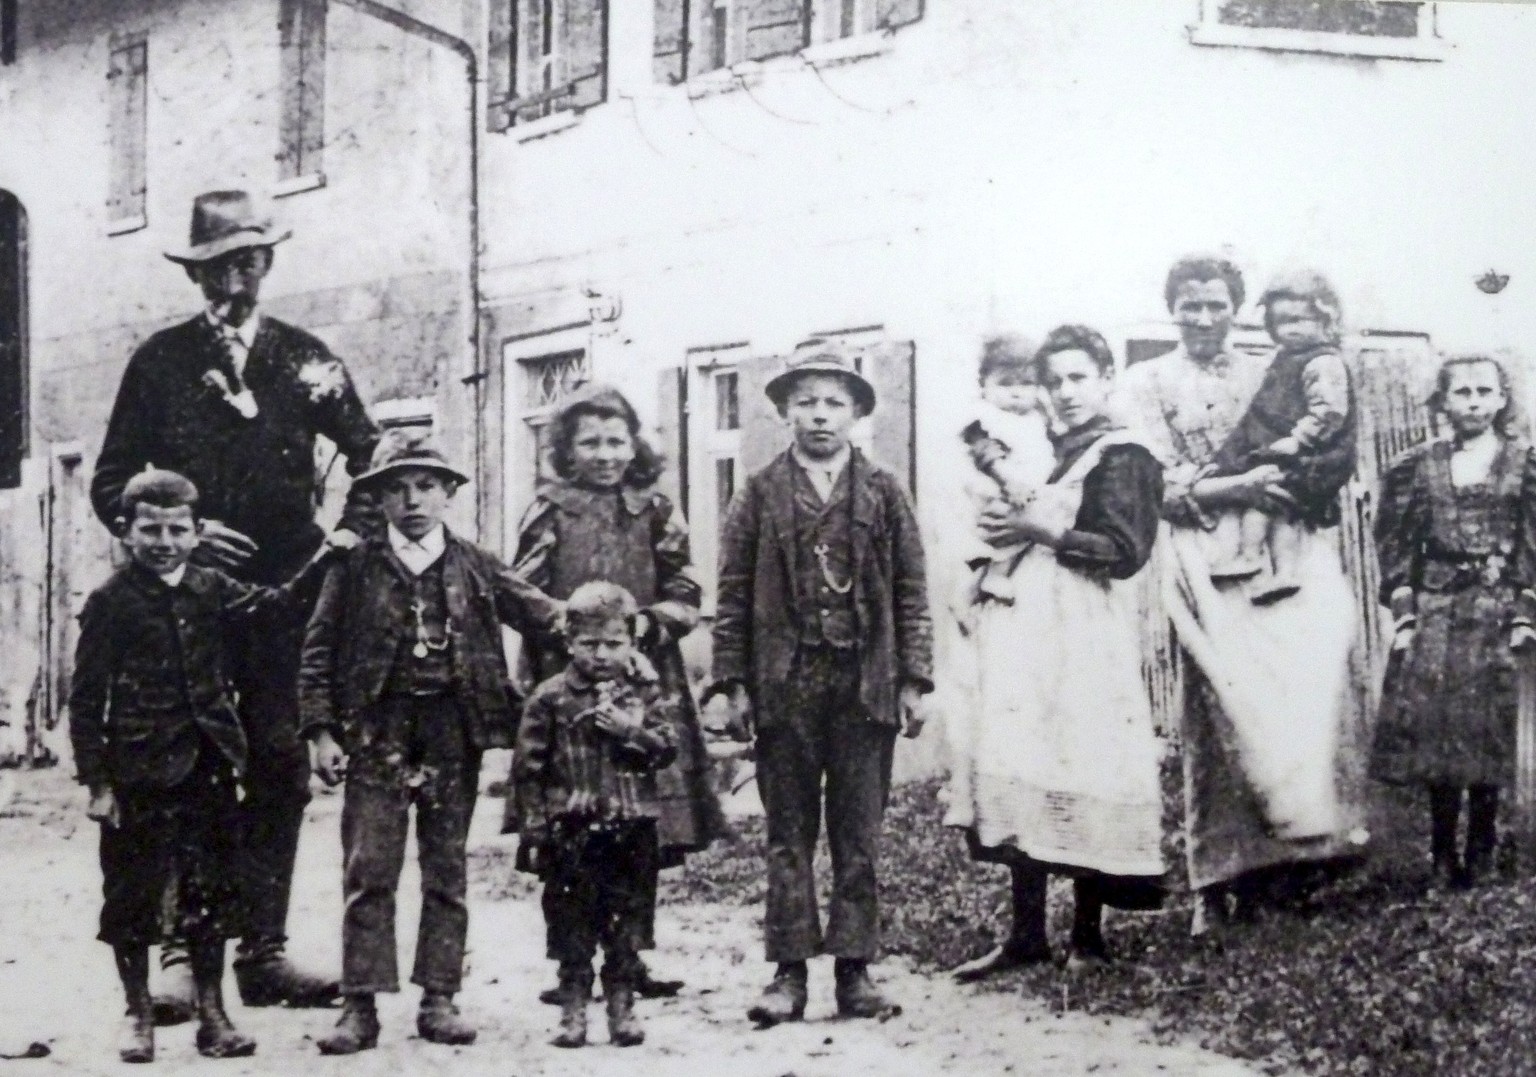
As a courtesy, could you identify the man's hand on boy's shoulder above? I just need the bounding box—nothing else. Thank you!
[86,783,120,828]
[193,519,258,571]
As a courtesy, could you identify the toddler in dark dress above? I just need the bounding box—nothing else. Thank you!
[1208,270,1356,603]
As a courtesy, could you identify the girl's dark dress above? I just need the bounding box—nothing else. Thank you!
[1372,437,1536,787]
[502,478,726,861]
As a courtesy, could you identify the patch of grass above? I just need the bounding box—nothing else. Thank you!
[660,778,1536,1076]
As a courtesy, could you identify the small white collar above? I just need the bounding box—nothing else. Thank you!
[157,565,187,588]
[388,523,446,574]
[206,307,261,349]
[790,442,851,477]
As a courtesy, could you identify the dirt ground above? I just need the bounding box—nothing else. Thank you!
[0,766,1264,1076]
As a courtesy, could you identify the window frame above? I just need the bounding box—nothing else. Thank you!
[685,343,750,613]
[488,0,611,136]
[276,0,328,194]
[1187,0,1446,62]
[662,0,922,86]
[499,329,594,552]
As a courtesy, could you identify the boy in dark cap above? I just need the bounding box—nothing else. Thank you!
[514,581,679,1049]
[70,468,345,1063]
[298,429,561,1055]
[708,338,934,1026]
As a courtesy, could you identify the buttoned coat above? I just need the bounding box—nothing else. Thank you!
[297,531,562,752]
[712,449,934,726]
[69,562,325,790]
[91,315,380,576]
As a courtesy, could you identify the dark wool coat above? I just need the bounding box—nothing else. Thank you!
[501,479,726,857]
[712,449,934,725]
[69,561,326,790]
[297,531,562,752]
[91,315,380,575]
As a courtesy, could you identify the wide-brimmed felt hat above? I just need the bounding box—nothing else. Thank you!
[764,338,876,414]
[354,427,470,489]
[164,190,293,265]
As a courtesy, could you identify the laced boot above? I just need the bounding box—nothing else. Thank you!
[746,961,808,1027]
[115,946,155,1064]
[233,948,339,1008]
[190,943,256,1059]
[417,991,476,1046]
[603,962,645,1047]
[316,995,380,1056]
[834,959,899,1020]
[551,964,592,1049]
[150,943,196,1027]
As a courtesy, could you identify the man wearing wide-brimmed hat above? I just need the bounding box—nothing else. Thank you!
[91,189,380,1015]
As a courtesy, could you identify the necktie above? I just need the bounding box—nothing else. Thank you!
[217,323,247,395]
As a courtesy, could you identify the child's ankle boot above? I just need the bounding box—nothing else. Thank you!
[191,946,254,1057]
[418,991,476,1045]
[605,984,644,1047]
[317,995,380,1055]
[551,965,591,1048]
[119,995,155,1064]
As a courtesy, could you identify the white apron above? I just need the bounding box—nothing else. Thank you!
[945,433,1165,879]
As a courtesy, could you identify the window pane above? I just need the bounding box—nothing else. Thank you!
[716,458,736,523]
[522,349,590,409]
[715,371,739,431]
[1217,0,1422,37]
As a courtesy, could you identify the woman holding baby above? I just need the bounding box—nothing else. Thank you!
[945,325,1167,975]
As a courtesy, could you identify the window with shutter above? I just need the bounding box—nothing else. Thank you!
[278,0,326,183]
[653,0,689,83]
[501,0,609,127]
[663,0,920,82]
[106,33,148,228]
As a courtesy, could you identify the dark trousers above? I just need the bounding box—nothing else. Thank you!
[231,557,315,961]
[756,645,896,963]
[1430,783,1500,875]
[543,819,658,986]
[100,748,243,947]
[340,695,480,994]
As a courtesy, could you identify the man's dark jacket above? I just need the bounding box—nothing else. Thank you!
[298,531,563,751]
[711,449,934,727]
[91,315,380,576]
[69,561,325,790]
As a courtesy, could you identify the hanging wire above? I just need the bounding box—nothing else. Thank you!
[685,85,758,157]
[797,53,906,117]
[732,71,816,126]
[616,92,668,158]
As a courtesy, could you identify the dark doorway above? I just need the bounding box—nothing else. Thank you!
[0,191,28,489]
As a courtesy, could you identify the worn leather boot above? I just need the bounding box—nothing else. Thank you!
[151,944,196,1027]
[605,984,645,1047]
[115,946,155,1064]
[746,962,808,1027]
[191,945,256,1059]
[316,995,380,1056]
[551,965,592,1049]
[632,959,685,999]
[834,959,899,1020]
[234,950,339,1008]
[418,991,477,1046]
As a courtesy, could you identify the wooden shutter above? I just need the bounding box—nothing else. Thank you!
[562,0,607,110]
[742,0,808,62]
[107,33,147,222]
[512,0,548,123]
[653,0,688,83]
[1,0,16,66]
[655,364,687,512]
[486,0,515,130]
[0,192,24,490]
[278,0,326,180]
[873,0,923,32]
[692,0,726,73]
[853,339,915,494]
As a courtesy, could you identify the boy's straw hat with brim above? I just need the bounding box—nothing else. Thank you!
[163,190,293,265]
[353,428,471,489]
[764,337,877,414]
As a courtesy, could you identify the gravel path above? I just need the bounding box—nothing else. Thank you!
[0,769,1265,1076]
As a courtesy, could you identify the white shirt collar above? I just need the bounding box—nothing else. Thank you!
[790,443,852,502]
[156,565,187,588]
[206,306,261,350]
[388,523,447,575]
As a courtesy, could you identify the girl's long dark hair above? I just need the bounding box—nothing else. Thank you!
[547,383,665,488]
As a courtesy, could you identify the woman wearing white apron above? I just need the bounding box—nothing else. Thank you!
[947,325,1165,977]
